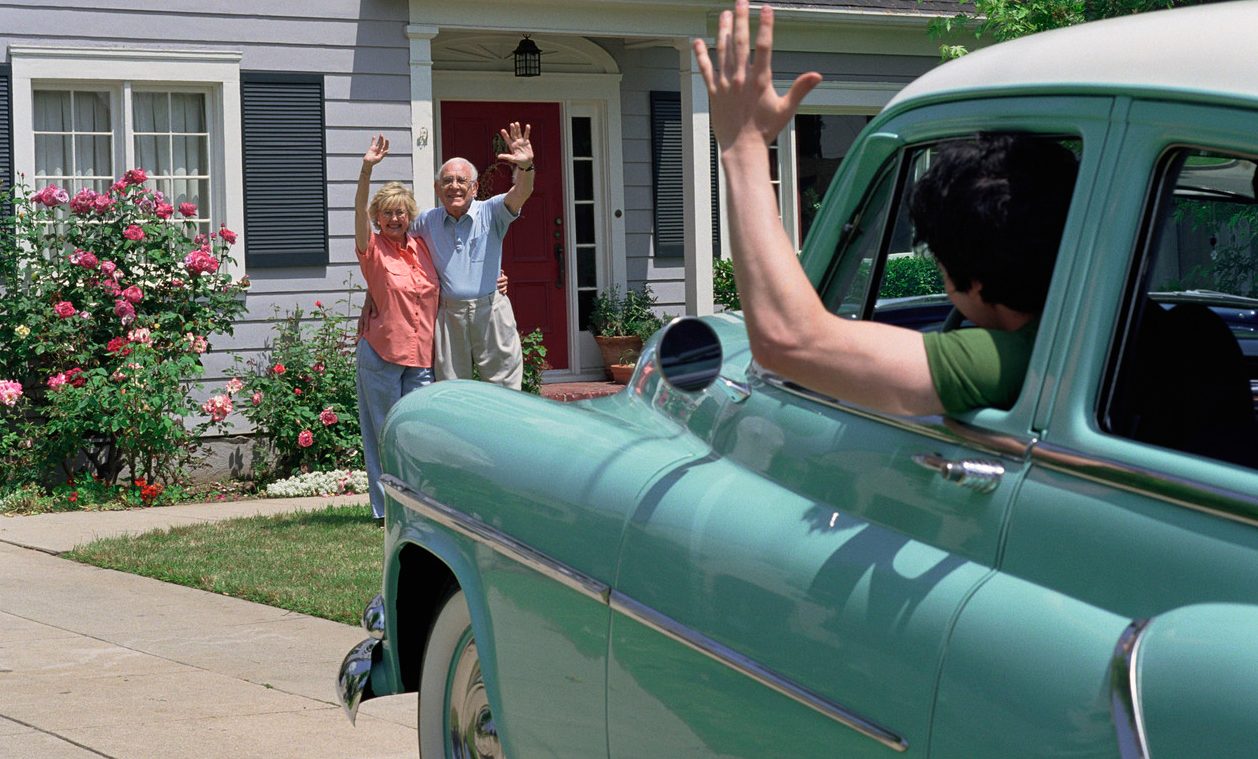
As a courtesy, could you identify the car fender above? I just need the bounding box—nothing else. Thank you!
[1130,603,1258,759]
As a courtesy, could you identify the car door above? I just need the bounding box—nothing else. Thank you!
[932,100,1258,758]
[606,98,1118,758]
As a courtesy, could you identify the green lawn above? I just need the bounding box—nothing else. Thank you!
[64,503,382,625]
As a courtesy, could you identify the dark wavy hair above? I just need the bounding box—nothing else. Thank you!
[909,134,1078,314]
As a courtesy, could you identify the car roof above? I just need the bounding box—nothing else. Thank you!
[885,1,1258,111]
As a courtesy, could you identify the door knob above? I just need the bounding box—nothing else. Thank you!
[912,453,1004,493]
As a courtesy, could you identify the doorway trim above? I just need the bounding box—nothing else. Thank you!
[431,70,626,380]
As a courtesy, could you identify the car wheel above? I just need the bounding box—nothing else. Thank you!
[418,589,505,758]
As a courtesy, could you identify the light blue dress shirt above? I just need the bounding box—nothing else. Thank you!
[411,194,518,299]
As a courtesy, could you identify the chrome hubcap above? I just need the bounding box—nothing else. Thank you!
[447,636,503,759]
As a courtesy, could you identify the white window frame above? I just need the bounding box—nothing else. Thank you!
[771,80,904,253]
[9,46,245,277]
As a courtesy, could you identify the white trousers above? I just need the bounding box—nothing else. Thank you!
[435,291,523,390]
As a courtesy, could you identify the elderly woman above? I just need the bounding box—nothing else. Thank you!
[354,135,440,524]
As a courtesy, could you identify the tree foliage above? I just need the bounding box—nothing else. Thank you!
[928,0,1215,59]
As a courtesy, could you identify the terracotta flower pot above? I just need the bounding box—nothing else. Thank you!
[594,335,643,379]
[610,363,635,385]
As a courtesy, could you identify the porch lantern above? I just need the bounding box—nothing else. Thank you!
[512,35,542,77]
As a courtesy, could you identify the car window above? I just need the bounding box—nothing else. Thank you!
[1102,148,1258,468]
[821,137,1081,334]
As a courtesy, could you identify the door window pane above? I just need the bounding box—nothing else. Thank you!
[1104,148,1258,467]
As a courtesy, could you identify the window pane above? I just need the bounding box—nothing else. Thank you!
[74,91,110,132]
[575,203,595,245]
[173,135,207,175]
[74,135,112,176]
[578,289,595,332]
[1105,148,1258,468]
[34,135,70,176]
[135,135,171,176]
[171,93,206,132]
[573,161,593,201]
[572,117,592,158]
[33,91,71,131]
[171,177,208,212]
[133,92,166,132]
[796,114,870,241]
[577,247,595,288]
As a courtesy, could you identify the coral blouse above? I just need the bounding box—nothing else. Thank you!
[356,232,439,367]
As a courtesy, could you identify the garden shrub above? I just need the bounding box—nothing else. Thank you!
[520,328,550,395]
[880,254,944,299]
[713,257,741,311]
[230,302,361,480]
[0,171,247,492]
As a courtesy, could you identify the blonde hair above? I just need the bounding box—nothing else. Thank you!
[368,182,418,229]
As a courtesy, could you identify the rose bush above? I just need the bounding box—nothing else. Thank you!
[0,171,247,494]
[229,301,361,479]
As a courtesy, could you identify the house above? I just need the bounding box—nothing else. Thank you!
[0,0,960,386]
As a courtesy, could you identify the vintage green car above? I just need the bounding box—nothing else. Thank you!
[338,4,1258,757]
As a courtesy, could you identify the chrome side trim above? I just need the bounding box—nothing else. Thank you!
[751,364,1034,460]
[362,593,386,640]
[610,591,909,753]
[383,473,907,752]
[1033,442,1258,528]
[381,474,610,604]
[1110,618,1151,759]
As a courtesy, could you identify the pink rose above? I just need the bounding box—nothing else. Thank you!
[311,362,325,374]
[170,278,184,288]
[219,226,237,245]
[93,194,115,214]
[114,299,136,324]
[224,378,244,395]
[127,328,151,345]
[100,261,117,278]
[193,233,209,246]
[183,248,220,275]
[122,285,143,304]
[70,249,99,269]
[319,408,338,426]
[124,168,148,185]
[184,332,208,354]
[111,181,127,195]
[200,394,233,423]
[64,367,86,388]
[272,363,286,376]
[123,225,145,242]
[47,373,67,390]
[155,203,173,219]
[251,391,263,406]
[0,380,23,407]
[179,202,198,218]
[34,184,69,207]
[53,301,77,319]
[70,189,96,215]
[297,429,314,448]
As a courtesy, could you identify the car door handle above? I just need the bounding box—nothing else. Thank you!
[912,453,1004,493]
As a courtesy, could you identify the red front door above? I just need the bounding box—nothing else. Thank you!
[440,101,568,370]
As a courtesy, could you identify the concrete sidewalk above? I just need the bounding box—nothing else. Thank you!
[0,496,417,758]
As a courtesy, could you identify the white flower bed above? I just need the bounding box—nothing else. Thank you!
[265,469,368,498]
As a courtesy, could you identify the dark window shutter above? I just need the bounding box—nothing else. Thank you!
[650,91,684,258]
[650,91,720,259]
[0,64,13,200]
[241,73,328,268]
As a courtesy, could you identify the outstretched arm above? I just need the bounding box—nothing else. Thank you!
[356,134,388,253]
[695,1,941,415]
[499,122,535,214]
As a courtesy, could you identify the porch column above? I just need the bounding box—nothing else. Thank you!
[677,41,714,316]
[406,25,439,210]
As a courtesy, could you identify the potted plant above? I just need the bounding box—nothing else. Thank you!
[589,284,664,380]
[609,347,639,385]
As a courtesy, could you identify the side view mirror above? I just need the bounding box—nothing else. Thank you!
[655,318,723,392]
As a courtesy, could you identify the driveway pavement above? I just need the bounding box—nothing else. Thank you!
[0,496,417,758]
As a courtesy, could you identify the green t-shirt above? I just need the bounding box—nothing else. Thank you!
[921,319,1039,414]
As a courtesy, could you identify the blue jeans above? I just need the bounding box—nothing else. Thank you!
[356,339,434,517]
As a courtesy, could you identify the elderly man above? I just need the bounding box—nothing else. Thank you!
[407,121,535,390]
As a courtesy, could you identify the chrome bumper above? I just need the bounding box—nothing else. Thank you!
[335,593,388,724]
